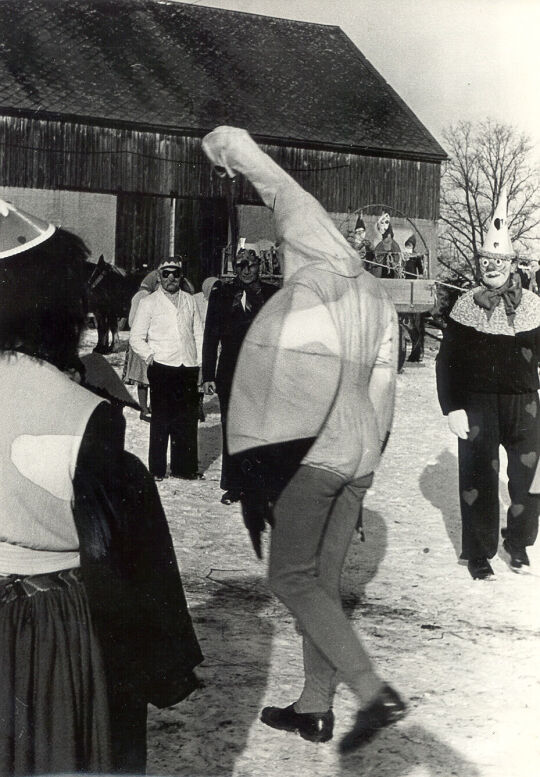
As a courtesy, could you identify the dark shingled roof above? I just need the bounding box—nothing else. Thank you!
[0,0,446,160]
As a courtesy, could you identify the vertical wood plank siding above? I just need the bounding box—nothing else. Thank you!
[0,116,440,220]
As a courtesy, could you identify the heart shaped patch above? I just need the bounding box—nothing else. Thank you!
[510,503,524,517]
[520,451,537,469]
[468,425,480,441]
[462,488,479,505]
[525,401,537,418]
[521,347,533,363]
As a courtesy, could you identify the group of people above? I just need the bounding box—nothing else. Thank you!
[347,212,425,281]
[124,241,277,501]
[1,126,539,776]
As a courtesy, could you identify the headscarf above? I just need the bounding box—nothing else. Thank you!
[202,276,219,299]
[140,270,160,293]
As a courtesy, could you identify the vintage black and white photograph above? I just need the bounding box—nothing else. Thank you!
[0,1,539,776]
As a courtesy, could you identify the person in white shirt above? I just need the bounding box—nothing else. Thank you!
[130,257,204,481]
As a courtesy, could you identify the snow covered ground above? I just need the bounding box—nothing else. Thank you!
[88,332,540,777]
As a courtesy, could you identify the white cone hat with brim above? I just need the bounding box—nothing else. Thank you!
[479,187,516,260]
[0,198,56,259]
[157,256,184,270]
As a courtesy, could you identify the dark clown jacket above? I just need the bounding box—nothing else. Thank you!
[436,286,540,416]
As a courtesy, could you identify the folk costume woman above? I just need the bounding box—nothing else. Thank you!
[436,189,540,580]
[123,269,160,421]
[202,126,406,754]
[0,200,202,775]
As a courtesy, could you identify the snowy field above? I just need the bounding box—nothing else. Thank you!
[85,331,540,777]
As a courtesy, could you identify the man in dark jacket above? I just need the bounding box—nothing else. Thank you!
[202,248,277,504]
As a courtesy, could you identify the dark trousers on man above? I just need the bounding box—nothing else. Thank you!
[147,361,199,478]
[268,465,382,712]
[218,388,244,492]
[458,391,540,560]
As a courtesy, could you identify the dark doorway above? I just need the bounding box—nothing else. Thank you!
[115,193,170,273]
[175,197,228,290]
[115,194,228,288]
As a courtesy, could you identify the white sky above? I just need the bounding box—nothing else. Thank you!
[179,0,540,161]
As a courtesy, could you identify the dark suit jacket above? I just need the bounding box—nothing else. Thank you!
[202,278,277,397]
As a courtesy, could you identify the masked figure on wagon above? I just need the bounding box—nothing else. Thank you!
[436,189,540,580]
[202,126,406,754]
[0,200,202,776]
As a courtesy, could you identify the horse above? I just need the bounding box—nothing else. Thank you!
[84,257,132,354]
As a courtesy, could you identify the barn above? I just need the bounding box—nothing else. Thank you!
[0,0,446,289]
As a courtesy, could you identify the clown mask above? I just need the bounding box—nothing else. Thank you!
[479,254,514,289]
[376,213,391,237]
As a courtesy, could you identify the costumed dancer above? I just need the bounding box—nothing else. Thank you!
[436,188,540,580]
[202,126,405,753]
[123,269,160,422]
[0,199,202,775]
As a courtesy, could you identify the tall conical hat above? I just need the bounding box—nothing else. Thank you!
[479,187,515,260]
[0,198,56,259]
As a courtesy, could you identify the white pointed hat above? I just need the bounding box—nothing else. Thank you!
[479,187,515,260]
[0,198,56,259]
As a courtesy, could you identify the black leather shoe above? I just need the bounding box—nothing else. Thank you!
[502,539,530,571]
[467,557,494,580]
[260,703,334,743]
[339,684,407,754]
[221,490,241,505]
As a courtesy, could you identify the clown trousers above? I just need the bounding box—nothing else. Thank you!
[458,391,540,560]
[268,465,382,713]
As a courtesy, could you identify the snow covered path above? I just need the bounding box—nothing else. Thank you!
[99,335,540,777]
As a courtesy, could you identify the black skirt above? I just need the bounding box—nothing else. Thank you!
[0,568,112,776]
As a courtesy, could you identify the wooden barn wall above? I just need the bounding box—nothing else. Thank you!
[0,116,441,221]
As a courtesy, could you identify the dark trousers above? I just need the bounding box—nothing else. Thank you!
[458,391,540,559]
[147,362,199,478]
[268,465,381,711]
[218,389,244,492]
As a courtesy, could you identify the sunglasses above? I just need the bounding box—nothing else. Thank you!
[160,268,181,279]
[236,261,259,272]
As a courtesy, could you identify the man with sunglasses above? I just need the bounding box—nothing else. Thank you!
[130,257,203,481]
[202,245,277,504]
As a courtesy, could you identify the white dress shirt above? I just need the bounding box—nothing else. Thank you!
[129,287,203,367]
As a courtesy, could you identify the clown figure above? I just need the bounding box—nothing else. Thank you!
[436,189,540,579]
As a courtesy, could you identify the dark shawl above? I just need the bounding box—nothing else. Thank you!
[73,403,203,707]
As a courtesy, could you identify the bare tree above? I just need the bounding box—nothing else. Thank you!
[439,120,540,280]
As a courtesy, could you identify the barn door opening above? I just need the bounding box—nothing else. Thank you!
[174,198,228,290]
[116,194,228,288]
[115,193,171,274]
